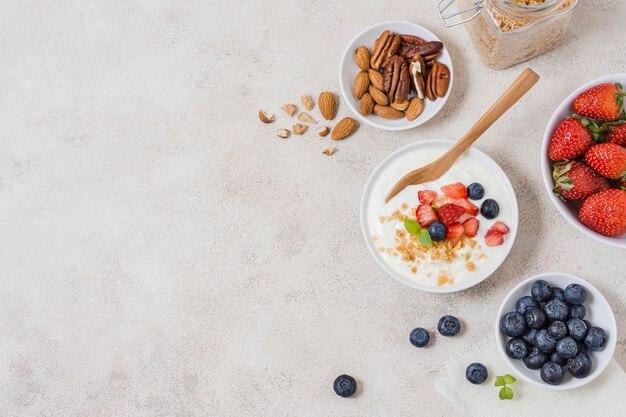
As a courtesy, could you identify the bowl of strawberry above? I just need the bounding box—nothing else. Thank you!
[541,74,626,248]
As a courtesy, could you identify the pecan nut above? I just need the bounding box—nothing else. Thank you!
[409,55,426,100]
[399,34,426,45]
[398,41,444,61]
[383,55,411,104]
[434,62,451,98]
[370,31,401,70]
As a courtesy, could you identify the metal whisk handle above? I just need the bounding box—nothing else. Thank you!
[437,0,484,27]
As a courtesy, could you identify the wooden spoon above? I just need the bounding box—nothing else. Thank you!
[385,68,540,203]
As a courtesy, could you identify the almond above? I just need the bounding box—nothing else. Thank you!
[300,95,314,110]
[317,126,330,137]
[368,69,385,91]
[258,110,274,123]
[360,93,374,116]
[297,112,317,124]
[373,105,403,119]
[369,85,388,106]
[293,123,308,135]
[390,99,409,111]
[331,117,357,140]
[353,71,370,99]
[276,129,291,139]
[281,103,297,116]
[322,147,336,156]
[354,46,370,71]
[318,91,337,120]
[405,98,424,121]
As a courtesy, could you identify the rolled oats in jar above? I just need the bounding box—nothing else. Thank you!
[449,0,578,69]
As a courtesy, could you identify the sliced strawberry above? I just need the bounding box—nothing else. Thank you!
[485,229,504,247]
[457,213,473,225]
[455,198,479,216]
[491,221,510,234]
[441,182,468,199]
[438,203,465,227]
[416,204,438,227]
[418,190,438,205]
[463,218,479,238]
[446,223,464,246]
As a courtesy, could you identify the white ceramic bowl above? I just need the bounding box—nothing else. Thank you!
[360,140,518,293]
[540,73,626,249]
[339,21,453,131]
[495,272,617,391]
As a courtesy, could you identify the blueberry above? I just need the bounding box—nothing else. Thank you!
[531,280,552,302]
[541,361,565,385]
[567,318,588,342]
[333,374,357,397]
[427,221,447,242]
[522,329,538,345]
[567,352,592,378]
[467,183,485,200]
[555,336,579,359]
[480,199,499,219]
[466,363,488,385]
[583,319,592,330]
[438,315,461,337]
[569,305,586,320]
[584,327,607,351]
[551,287,565,301]
[550,352,567,366]
[534,329,557,353]
[548,321,568,340]
[515,296,538,315]
[506,338,529,359]
[500,312,527,337]
[523,346,549,370]
[544,298,569,322]
[564,284,587,305]
[409,327,430,348]
[525,307,548,330]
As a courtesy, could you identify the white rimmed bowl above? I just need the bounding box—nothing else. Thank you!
[540,73,626,249]
[339,21,453,131]
[360,140,518,293]
[495,272,617,391]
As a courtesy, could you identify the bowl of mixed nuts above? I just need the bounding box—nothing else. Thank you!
[339,21,453,131]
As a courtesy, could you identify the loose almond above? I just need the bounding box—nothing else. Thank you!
[322,147,336,156]
[297,112,317,124]
[373,105,404,119]
[281,103,297,116]
[369,85,388,106]
[353,71,370,99]
[405,98,424,121]
[258,110,275,123]
[293,123,308,135]
[300,95,314,110]
[276,129,291,139]
[368,69,385,91]
[390,100,410,111]
[318,91,337,120]
[354,46,371,71]
[331,117,357,140]
[360,93,375,116]
[317,126,330,137]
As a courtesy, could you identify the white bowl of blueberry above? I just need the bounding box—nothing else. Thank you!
[495,273,617,390]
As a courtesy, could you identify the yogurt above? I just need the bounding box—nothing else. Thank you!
[361,141,518,292]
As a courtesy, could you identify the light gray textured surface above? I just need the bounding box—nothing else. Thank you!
[0,1,625,416]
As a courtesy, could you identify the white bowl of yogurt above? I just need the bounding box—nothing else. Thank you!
[360,140,519,293]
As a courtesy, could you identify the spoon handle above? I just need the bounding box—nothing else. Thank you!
[442,68,540,163]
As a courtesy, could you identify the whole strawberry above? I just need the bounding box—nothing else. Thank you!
[606,122,626,146]
[574,83,625,121]
[548,118,591,161]
[552,160,610,200]
[584,143,626,180]
[579,189,626,237]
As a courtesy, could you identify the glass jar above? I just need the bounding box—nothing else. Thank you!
[453,0,578,69]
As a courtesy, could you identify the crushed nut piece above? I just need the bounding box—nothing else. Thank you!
[466,262,476,271]
[281,103,297,116]
[322,147,336,156]
[317,126,330,137]
[276,129,291,139]
[300,95,314,110]
[293,124,308,135]
[298,112,317,124]
[258,110,274,123]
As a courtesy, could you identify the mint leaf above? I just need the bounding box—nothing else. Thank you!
[503,374,516,385]
[498,387,507,400]
[417,229,432,247]
[404,218,420,235]
[504,387,514,400]
[494,376,505,387]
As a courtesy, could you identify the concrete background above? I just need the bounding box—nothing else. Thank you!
[0,1,624,415]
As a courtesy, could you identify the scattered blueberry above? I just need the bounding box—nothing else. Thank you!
[522,329,538,345]
[567,352,592,378]
[544,298,569,322]
[551,287,565,301]
[523,346,549,370]
[534,329,557,353]
[541,361,565,385]
[506,338,529,359]
[427,221,447,242]
[548,321,568,340]
[480,199,499,219]
[465,363,488,385]
[564,284,587,305]
[550,352,567,366]
[438,315,461,337]
[584,327,607,352]
[531,280,552,302]
[556,336,579,359]
[500,312,527,337]
[515,296,538,315]
[333,374,357,398]
[525,307,548,330]
[567,318,588,342]
[467,183,485,200]
[569,305,586,320]
[409,327,430,348]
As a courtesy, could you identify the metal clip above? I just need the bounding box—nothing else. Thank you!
[437,0,484,27]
